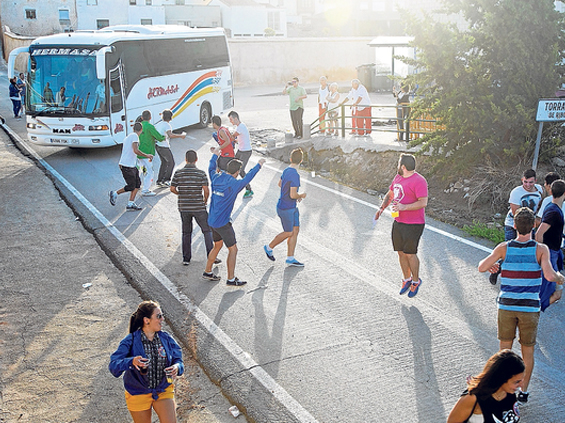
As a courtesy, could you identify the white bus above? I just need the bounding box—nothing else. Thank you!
[9,25,233,148]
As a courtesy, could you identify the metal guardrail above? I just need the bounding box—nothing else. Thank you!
[310,104,444,140]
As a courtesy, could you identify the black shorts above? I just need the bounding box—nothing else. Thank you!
[217,156,234,172]
[391,221,425,254]
[212,222,237,248]
[120,165,141,192]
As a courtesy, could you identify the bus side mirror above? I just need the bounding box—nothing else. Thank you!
[95,46,114,80]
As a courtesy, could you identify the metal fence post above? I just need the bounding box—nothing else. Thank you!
[341,104,345,138]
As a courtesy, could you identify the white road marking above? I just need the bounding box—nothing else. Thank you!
[3,126,319,423]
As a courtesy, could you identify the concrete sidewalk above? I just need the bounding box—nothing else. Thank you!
[0,126,245,422]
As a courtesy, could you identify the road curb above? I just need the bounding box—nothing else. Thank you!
[0,122,317,423]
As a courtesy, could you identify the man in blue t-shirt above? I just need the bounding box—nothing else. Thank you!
[203,147,265,286]
[263,148,307,266]
[535,179,565,310]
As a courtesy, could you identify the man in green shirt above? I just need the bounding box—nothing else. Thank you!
[137,109,165,196]
[283,77,307,139]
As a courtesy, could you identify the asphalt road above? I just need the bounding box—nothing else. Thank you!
[2,75,564,422]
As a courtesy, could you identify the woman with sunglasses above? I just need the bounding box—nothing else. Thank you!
[109,301,184,423]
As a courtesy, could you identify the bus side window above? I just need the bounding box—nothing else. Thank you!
[109,69,123,112]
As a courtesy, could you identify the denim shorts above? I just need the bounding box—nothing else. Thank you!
[277,207,299,232]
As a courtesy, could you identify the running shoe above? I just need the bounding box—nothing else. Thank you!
[285,258,304,267]
[517,391,529,404]
[399,277,412,295]
[243,189,254,199]
[126,203,143,211]
[264,245,275,261]
[141,191,156,197]
[182,261,190,266]
[407,278,422,298]
[226,277,247,286]
[214,258,222,264]
[202,272,220,281]
[109,190,118,206]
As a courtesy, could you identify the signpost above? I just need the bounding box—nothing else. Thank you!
[533,98,565,170]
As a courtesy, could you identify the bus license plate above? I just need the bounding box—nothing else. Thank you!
[50,138,68,144]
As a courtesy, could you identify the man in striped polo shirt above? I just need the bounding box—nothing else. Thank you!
[479,207,565,403]
[170,150,217,266]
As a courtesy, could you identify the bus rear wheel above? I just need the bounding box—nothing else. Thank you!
[199,103,211,128]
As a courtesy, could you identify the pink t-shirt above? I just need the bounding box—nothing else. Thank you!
[389,172,428,224]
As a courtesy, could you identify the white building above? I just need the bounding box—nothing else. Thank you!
[75,0,166,30]
[208,0,287,37]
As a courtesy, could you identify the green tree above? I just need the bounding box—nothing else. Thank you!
[401,0,565,171]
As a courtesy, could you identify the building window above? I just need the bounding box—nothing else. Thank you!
[268,11,280,31]
[25,9,37,19]
[59,9,70,20]
[372,0,386,12]
[179,20,192,26]
[141,19,153,25]
[212,21,219,27]
[176,0,185,4]
[129,0,136,5]
[87,0,98,4]
[146,0,152,5]
[97,19,110,29]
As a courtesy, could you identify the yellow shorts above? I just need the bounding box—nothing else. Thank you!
[125,384,174,412]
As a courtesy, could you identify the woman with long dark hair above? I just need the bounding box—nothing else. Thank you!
[447,349,524,423]
[109,301,184,423]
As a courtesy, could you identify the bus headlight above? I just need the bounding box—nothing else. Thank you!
[88,125,109,131]
[27,123,37,129]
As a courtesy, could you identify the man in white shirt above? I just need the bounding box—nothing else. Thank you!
[490,169,544,284]
[109,122,152,211]
[318,76,329,135]
[155,109,186,187]
[341,79,372,136]
[228,110,254,199]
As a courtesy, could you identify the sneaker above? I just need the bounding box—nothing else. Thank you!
[182,261,190,266]
[109,190,118,206]
[243,189,254,199]
[285,258,304,267]
[214,258,222,264]
[264,245,275,261]
[407,278,422,298]
[202,271,220,281]
[517,391,529,404]
[399,277,412,295]
[489,270,500,285]
[126,203,143,211]
[226,277,247,286]
[155,182,166,188]
[141,191,156,197]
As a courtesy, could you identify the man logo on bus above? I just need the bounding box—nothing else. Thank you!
[114,123,124,133]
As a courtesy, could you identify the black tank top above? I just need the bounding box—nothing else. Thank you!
[462,390,520,423]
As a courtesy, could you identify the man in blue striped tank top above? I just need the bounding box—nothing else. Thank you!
[478,207,565,404]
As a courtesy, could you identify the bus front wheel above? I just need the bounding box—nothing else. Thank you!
[199,103,211,128]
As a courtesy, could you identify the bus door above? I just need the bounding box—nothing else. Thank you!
[109,63,127,144]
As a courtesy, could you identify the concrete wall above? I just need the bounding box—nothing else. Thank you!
[228,37,374,86]
[3,27,33,73]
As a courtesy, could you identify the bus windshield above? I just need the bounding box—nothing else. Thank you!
[28,51,107,116]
